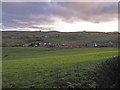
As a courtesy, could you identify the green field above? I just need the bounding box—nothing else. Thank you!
[2,47,118,88]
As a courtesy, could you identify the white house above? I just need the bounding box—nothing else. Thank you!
[94,42,98,47]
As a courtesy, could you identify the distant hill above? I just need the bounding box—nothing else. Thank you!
[2,31,119,47]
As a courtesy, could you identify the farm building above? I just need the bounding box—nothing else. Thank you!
[94,42,98,47]
[22,44,29,47]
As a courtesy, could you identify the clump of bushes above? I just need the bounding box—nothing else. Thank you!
[96,56,120,88]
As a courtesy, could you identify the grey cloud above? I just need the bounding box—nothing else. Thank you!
[2,2,118,28]
[55,2,118,23]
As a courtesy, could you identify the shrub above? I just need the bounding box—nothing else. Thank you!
[96,56,120,88]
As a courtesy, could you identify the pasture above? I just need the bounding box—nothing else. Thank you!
[2,47,118,88]
[2,31,118,47]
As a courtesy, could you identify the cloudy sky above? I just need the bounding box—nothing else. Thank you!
[2,2,118,32]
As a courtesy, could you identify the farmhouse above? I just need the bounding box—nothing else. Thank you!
[34,44,38,47]
[44,36,49,38]
[94,42,98,47]
[93,41,114,48]
[22,44,29,47]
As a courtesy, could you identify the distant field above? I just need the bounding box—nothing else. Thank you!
[2,47,118,88]
[2,31,118,46]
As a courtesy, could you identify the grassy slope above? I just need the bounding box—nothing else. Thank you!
[2,31,118,46]
[2,47,118,88]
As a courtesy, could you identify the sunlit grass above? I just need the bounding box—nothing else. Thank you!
[2,47,118,88]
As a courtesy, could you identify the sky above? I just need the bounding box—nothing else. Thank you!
[1,2,118,32]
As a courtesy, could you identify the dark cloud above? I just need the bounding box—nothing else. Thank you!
[2,2,118,28]
[55,2,118,23]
